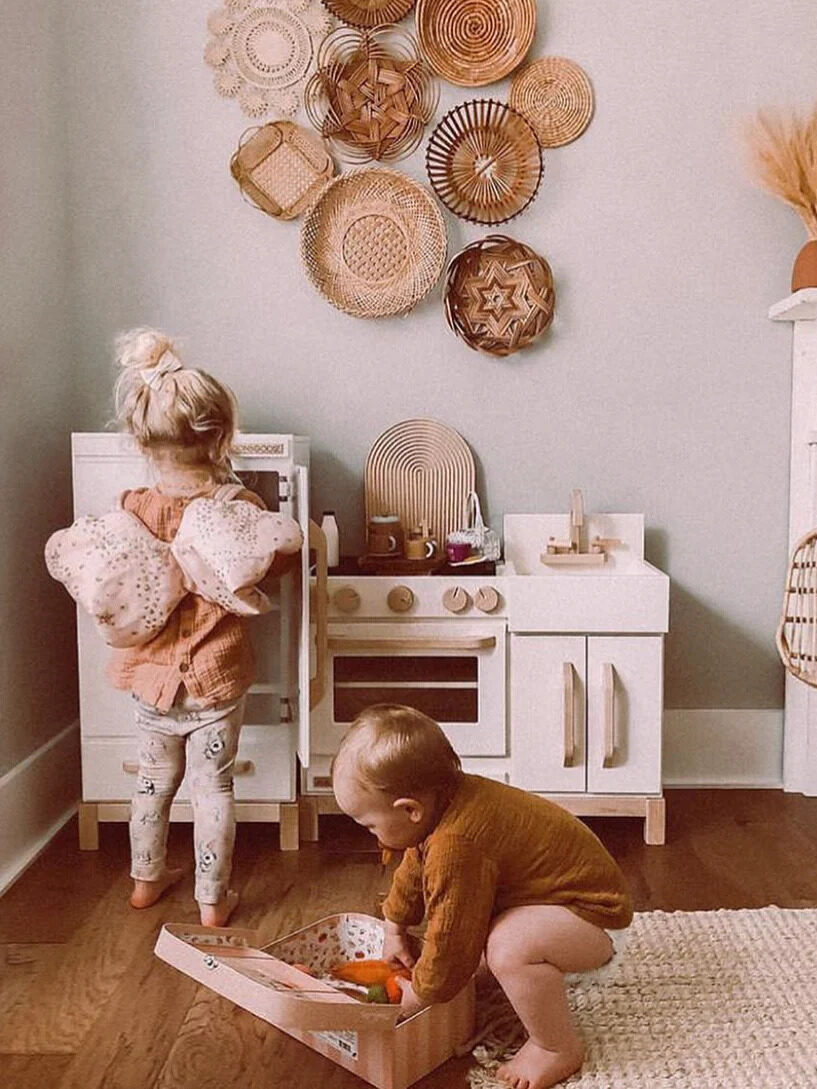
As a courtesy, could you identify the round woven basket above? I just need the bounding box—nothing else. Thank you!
[304,25,438,163]
[426,99,542,225]
[322,0,416,29]
[510,56,594,147]
[415,0,535,87]
[301,167,447,317]
[444,234,555,356]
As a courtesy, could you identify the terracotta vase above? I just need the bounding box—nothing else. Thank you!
[792,239,817,291]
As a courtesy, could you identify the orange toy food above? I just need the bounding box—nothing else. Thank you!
[330,959,394,985]
[385,973,404,1004]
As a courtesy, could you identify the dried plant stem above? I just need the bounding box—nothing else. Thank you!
[746,104,817,238]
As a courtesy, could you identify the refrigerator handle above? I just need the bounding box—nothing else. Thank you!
[309,519,328,710]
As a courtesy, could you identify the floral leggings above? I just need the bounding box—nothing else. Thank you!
[129,689,246,905]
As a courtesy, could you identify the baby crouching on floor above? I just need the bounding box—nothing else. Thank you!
[332,704,632,1089]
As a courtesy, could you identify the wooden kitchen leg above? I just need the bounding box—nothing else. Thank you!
[298,796,320,843]
[279,803,300,852]
[78,802,100,851]
[644,797,666,845]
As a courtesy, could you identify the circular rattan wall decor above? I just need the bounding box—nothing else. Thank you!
[230,121,335,220]
[321,0,416,29]
[444,234,555,356]
[204,0,333,118]
[364,418,476,547]
[510,56,594,147]
[300,168,447,317]
[415,0,535,87]
[426,99,542,225]
[304,25,438,163]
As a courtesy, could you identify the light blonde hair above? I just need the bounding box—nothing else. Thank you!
[113,327,238,475]
[333,704,462,797]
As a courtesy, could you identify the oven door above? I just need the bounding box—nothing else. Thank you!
[311,620,507,759]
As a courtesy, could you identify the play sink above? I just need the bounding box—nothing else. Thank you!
[500,513,669,633]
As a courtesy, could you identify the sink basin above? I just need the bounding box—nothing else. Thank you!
[501,514,669,633]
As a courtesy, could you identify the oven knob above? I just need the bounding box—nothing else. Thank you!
[333,585,361,613]
[475,586,500,613]
[442,586,471,613]
[387,585,415,613]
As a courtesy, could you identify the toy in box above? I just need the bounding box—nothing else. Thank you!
[154,912,475,1089]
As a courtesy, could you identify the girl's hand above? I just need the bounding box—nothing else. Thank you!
[382,920,416,969]
[396,976,427,1016]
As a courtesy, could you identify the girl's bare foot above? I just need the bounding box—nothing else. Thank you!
[199,889,239,927]
[129,868,184,908]
[496,1038,584,1089]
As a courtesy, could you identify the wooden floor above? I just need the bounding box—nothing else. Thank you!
[3,789,817,1089]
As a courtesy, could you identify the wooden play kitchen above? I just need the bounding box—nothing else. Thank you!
[155,913,475,1089]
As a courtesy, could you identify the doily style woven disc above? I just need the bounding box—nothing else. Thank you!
[510,56,594,147]
[416,0,535,88]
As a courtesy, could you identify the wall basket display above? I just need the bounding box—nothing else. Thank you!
[426,99,542,225]
[321,0,416,29]
[415,0,535,88]
[230,121,335,219]
[204,0,333,118]
[300,167,447,317]
[364,418,476,549]
[304,25,438,163]
[510,56,594,147]
[443,234,555,357]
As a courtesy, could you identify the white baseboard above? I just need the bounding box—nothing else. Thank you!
[0,720,81,897]
[663,710,783,787]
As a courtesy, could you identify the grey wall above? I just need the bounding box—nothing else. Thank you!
[1,1,78,776]
[56,1,817,711]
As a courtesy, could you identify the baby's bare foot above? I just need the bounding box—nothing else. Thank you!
[496,1038,583,1089]
[129,868,184,909]
[199,889,239,927]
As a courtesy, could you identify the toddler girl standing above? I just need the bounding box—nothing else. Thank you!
[109,328,301,926]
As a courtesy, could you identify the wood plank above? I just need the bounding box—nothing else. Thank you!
[1,1054,73,1089]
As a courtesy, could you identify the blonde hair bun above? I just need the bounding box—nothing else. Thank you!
[113,326,238,472]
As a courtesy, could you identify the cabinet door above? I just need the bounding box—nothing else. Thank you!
[586,636,662,794]
[510,635,586,792]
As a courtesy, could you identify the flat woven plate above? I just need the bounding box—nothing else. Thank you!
[510,56,594,147]
[300,168,447,317]
[416,0,535,87]
[304,25,438,163]
[426,99,542,225]
[322,0,416,29]
[230,121,335,219]
[444,234,555,356]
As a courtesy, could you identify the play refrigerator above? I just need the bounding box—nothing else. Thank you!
[71,432,314,851]
[155,913,475,1089]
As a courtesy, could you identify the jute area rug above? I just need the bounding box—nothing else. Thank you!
[466,908,817,1088]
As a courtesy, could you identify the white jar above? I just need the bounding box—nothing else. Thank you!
[320,511,340,568]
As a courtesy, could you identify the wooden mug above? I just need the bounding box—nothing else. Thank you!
[367,514,404,556]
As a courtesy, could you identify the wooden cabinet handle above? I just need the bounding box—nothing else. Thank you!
[602,662,616,767]
[563,662,576,767]
[122,760,255,776]
[309,518,328,711]
[328,636,496,652]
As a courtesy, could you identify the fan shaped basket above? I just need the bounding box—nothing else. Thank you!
[778,529,817,687]
[510,56,595,147]
[364,418,476,547]
[415,0,535,87]
[305,24,438,163]
[322,0,416,29]
[300,167,447,317]
[426,99,542,225]
[444,234,555,357]
[230,121,335,219]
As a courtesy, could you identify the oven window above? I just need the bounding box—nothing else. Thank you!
[333,655,479,723]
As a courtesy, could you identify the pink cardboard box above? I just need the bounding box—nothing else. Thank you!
[155,912,475,1089]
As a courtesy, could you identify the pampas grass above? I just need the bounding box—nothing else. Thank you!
[746,103,817,238]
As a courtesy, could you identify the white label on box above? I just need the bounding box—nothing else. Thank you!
[312,1030,359,1061]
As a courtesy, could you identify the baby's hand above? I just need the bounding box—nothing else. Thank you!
[382,919,416,969]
